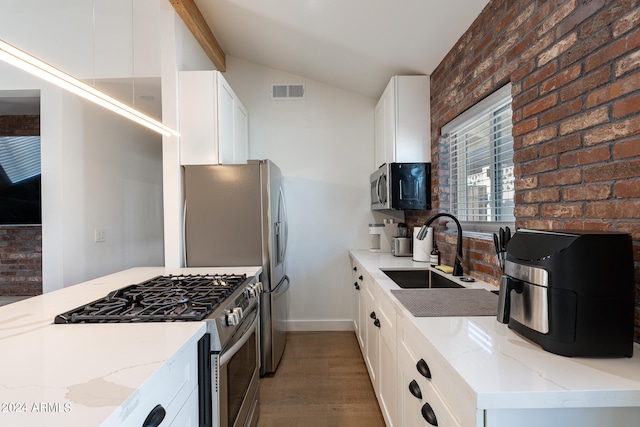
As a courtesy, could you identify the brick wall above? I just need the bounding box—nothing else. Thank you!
[0,115,42,296]
[405,0,640,342]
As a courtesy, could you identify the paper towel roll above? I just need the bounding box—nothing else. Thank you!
[413,227,433,262]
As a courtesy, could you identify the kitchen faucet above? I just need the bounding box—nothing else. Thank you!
[416,213,464,276]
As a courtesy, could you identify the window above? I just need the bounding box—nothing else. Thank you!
[443,84,514,233]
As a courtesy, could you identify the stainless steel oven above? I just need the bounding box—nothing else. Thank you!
[217,303,260,427]
[198,279,262,427]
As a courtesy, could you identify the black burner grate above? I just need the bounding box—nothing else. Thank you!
[54,274,248,324]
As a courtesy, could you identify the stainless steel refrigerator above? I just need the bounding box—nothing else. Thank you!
[184,160,290,375]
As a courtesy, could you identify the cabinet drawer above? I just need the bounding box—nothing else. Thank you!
[377,286,397,346]
[399,346,460,427]
[399,318,475,427]
[103,341,198,427]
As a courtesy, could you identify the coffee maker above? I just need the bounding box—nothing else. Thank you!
[497,229,635,358]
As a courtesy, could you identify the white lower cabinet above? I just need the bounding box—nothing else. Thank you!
[350,257,398,427]
[105,339,199,427]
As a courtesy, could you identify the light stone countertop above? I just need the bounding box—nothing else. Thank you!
[349,249,640,410]
[0,266,261,426]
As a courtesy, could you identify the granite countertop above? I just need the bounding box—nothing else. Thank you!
[0,266,261,426]
[349,249,640,410]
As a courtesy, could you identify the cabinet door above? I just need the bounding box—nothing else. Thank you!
[234,100,249,163]
[217,77,236,164]
[379,329,397,426]
[363,283,380,392]
[374,79,395,168]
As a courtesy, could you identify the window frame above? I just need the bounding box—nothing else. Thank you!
[442,84,515,236]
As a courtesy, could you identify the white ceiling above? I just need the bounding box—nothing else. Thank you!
[195,0,490,99]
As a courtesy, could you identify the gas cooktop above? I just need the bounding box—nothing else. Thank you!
[54,274,250,324]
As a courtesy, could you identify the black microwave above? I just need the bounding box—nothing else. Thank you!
[370,163,431,210]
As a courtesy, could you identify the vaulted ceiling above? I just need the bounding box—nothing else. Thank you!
[193,0,491,99]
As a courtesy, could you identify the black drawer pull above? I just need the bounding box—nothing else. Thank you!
[421,402,438,426]
[417,358,432,379]
[374,318,380,328]
[370,311,377,319]
[353,266,357,272]
[358,275,363,281]
[408,380,422,399]
[142,404,166,427]
[355,283,360,290]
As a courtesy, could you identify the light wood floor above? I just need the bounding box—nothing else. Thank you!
[257,331,386,427]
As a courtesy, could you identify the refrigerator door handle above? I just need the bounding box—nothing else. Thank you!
[182,199,188,267]
[279,187,289,263]
[269,275,290,296]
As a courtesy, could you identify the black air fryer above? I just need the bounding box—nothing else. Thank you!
[497,229,635,358]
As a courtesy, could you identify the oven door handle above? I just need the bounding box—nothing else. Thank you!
[219,308,259,366]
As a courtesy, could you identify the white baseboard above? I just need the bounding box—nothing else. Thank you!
[286,319,354,332]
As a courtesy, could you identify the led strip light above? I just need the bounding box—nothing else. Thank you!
[0,39,178,137]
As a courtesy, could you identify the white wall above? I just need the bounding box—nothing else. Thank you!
[224,57,375,330]
[0,63,164,293]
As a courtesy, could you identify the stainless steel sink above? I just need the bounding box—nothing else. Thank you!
[380,269,464,289]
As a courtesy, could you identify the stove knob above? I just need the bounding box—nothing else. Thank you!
[232,307,243,320]
[225,310,239,326]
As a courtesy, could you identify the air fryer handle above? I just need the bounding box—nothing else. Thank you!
[497,276,523,324]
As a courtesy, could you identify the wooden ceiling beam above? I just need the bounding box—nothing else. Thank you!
[169,0,226,72]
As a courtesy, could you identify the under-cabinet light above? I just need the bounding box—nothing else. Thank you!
[0,39,178,137]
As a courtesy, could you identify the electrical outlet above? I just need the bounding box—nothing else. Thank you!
[94,229,106,243]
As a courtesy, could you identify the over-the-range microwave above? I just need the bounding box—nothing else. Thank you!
[370,162,431,210]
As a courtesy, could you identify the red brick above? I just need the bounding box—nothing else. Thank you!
[522,219,562,229]
[513,117,538,137]
[560,146,611,167]
[560,65,610,102]
[542,203,584,218]
[514,146,538,163]
[522,126,558,146]
[515,176,539,191]
[540,63,583,95]
[515,205,540,218]
[586,201,640,219]
[540,169,582,187]
[523,157,558,175]
[613,5,640,37]
[540,32,579,66]
[539,98,583,126]
[555,0,607,38]
[615,49,640,77]
[586,72,640,108]
[559,107,609,135]
[523,62,559,91]
[523,93,559,118]
[539,134,582,157]
[614,137,640,159]
[584,159,640,182]
[616,180,640,198]
[563,184,612,201]
[584,115,640,145]
[539,0,579,36]
[585,26,640,72]
[562,220,612,231]
[613,93,640,118]
[523,188,561,203]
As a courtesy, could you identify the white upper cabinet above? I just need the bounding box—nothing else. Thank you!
[374,75,431,168]
[179,70,249,165]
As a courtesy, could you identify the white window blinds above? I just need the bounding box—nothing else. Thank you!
[0,136,41,184]
[443,85,515,225]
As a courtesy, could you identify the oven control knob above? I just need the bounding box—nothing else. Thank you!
[232,307,243,320]
[225,309,241,326]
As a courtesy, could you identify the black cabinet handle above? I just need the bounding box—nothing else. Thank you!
[408,380,422,399]
[142,404,166,427]
[421,402,438,426]
[374,318,380,328]
[353,266,357,272]
[358,275,363,281]
[416,358,432,379]
[354,283,360,290]
[370,311,376,319]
